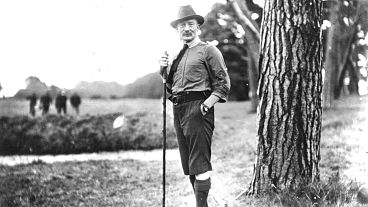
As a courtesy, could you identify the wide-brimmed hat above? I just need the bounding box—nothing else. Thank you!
[170,5,204,28]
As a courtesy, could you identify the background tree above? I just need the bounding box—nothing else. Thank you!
[322,0,340,108]
[322,0,368,108]
[226,0,261,112]
[201,1,263,110]
[248,0,323,194]
[200,0,367,110]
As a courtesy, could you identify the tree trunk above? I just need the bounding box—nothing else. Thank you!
[237,0,260,32]
[322,0,340,109]
[336,60,349,98]
[347,58,360,95]
[334,10,358,99]
[247,52,259,112]
[228,0,260,39]
[248,0,323,195]
[335,34,357,98]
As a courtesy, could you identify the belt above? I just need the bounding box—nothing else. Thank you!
[169,91,210,105]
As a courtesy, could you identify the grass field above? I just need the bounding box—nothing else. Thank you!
[0,96,367,206]
[0,98,165,117]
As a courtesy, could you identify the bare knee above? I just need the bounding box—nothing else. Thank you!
[195,171,211,180]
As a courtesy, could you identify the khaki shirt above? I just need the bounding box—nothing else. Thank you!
[168,42,231,102]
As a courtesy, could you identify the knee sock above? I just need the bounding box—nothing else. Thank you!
[194,178,211,207]
[189,175,196,191]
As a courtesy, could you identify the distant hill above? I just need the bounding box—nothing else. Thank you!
[71,81,127,98]
[14,76,61,99]
[123,72,163,99]
[14,73,163,99]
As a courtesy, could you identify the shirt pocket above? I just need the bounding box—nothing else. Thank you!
[185,64,203,82]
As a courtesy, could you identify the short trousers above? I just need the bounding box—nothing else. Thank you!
[173,99,215,175]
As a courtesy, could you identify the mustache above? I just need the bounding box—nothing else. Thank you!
[182,32,193,35]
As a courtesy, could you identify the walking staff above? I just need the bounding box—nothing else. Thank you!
[159,5,231,207]
[161,51,169,207]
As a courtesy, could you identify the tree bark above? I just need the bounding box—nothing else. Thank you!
[248,0,323,195]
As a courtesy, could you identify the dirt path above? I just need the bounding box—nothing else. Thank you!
[0,149,180,166]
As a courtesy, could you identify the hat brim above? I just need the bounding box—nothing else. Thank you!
[170,15,204,28]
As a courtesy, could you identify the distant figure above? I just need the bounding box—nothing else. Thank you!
[70,93,81,115]
[26,93,37,117]
[55,90,67,115]
[40,92,52,115]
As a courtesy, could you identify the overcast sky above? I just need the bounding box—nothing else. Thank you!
[1,0,250,97]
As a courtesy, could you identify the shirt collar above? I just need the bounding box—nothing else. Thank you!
[185,36,201,48]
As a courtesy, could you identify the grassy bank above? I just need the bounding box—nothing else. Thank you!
[0,112,177,155]
[0,96,367,206]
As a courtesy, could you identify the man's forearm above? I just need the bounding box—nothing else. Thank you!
[203,94,220,108]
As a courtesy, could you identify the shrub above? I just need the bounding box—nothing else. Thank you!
[109,95,119,99]
[0,112,177,155]
[89,94,105,99]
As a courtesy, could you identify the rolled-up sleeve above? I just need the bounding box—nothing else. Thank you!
[205,45,231,103]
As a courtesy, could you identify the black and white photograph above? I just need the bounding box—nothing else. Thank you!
[1,0,368,206]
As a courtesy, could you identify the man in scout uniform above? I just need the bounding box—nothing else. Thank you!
[159,5,230,206]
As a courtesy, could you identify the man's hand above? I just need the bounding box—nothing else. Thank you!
[200,103,210,116]
[200,95,220,115]
[159,51,169,78]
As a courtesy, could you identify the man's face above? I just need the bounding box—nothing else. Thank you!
[177,19,200,43]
